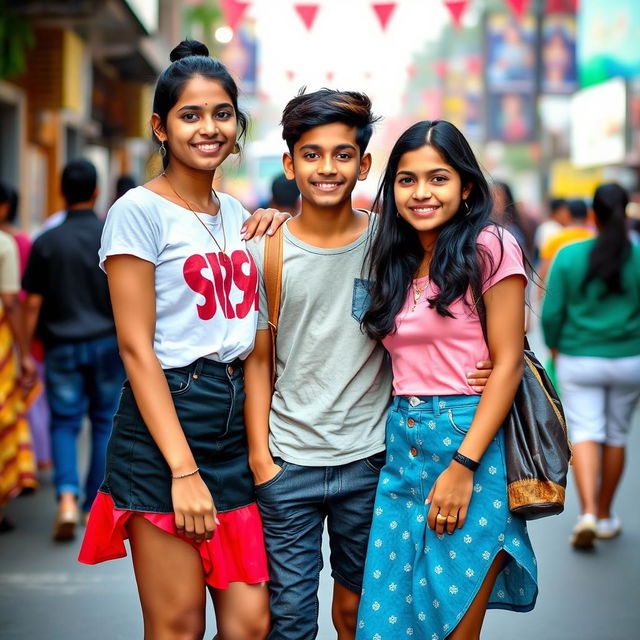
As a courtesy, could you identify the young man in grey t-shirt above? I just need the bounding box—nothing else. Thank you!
[244,90,490,639]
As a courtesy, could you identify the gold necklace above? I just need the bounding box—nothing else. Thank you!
[411,278,429,312]
[162,173,227,255]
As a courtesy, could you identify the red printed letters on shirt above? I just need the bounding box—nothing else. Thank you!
[183,249,258,320]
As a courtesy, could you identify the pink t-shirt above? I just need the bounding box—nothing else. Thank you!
[382,227,526,396]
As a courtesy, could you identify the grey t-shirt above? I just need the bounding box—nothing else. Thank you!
[247,217,392,466]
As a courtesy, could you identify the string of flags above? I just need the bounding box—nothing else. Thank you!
[218,1,577,33]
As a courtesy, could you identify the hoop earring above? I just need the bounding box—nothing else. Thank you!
[232,142,240,154]
[159,141,167,158]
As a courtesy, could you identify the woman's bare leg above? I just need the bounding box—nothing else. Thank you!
[447,550,507,640]
[571,441,600,515]
[127,515,207,640]
[210,582,270,640]
[597,445,625,519]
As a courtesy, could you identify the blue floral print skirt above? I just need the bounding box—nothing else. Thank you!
[356,395,538,640]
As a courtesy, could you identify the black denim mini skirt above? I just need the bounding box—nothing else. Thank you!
[100,357,255,513]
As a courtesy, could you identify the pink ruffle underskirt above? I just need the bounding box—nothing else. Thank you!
[78,492,269,589]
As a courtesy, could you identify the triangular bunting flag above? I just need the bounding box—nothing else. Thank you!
[220,0,250,30]
[545,0,577,12]
[505,0,531,18]
[294,4,320,31]
[444,1,469,28]
[434,60,448,78]
[372,3,397,31]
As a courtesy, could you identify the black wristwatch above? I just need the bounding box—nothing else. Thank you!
[452,450,480,472]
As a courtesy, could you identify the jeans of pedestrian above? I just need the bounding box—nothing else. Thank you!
[255,453,385,640]
[45,335,124,512]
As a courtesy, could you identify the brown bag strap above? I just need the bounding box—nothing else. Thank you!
[263,226,284,381]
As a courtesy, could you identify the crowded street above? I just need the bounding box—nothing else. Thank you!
[1,1,639,639]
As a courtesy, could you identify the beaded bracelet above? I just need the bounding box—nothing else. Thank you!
[171,467,200,479]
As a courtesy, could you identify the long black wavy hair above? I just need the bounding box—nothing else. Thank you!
[362,120,499,341]
[582,183,631,297]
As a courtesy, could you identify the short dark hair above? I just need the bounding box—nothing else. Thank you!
[549,198,568,213]
[115,175,136,199]
[568,198,588,220]
[0,181,18,223]
[271,173,299,208]
[281,88,379,155]
[153,40,248,169]
[61,159,97,205]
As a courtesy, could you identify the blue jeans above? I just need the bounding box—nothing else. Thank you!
[255,453,385,640]
[45,335,124,511]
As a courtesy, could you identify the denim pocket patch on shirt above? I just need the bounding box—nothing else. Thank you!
[351,278,373,322]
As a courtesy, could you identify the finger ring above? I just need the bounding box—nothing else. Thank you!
[436,513,448,523]
[446,514,458,521]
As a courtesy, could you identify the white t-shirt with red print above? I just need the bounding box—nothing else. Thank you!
[99,186,258,369]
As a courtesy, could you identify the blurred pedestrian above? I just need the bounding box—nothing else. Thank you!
[78,40,288,639]
[0,181,51,469]
[491,181,536,259]
[268,172,299,215]
[542,184,640,549]
[111,174,136,206]
[0,182,30,275]
[22,159,125,541]
[538,198,594,282]
[357,120,537,640]
[534,197,570,262]
[0,229,37,533]
[32,209,67,239]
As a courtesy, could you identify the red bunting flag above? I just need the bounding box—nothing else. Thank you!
[504,0,531,18]
[466,55,481,75]
[326,71,335,83]
[285,70,296,81]
[372,3,397,31]
[220,0,250,30]
[545,0,577,12]
[443,1,469,28]
[294,3,320,31]
[434,60,448,78]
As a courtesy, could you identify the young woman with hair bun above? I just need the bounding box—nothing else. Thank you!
[79,40,287,639]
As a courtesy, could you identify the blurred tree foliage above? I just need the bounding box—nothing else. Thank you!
[183,1,223,56]
[0,4,33,79]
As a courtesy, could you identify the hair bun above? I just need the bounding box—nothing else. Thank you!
[170,40,209,62]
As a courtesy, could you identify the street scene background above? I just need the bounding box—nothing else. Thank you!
[1,0,639,638]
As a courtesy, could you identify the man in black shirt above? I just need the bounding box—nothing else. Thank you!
[23,159,124,541]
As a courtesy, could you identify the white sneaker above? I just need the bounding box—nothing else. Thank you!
[570,513,597,549]
[596,515,622,539]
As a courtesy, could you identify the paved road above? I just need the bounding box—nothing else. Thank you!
[2,327,639,638]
